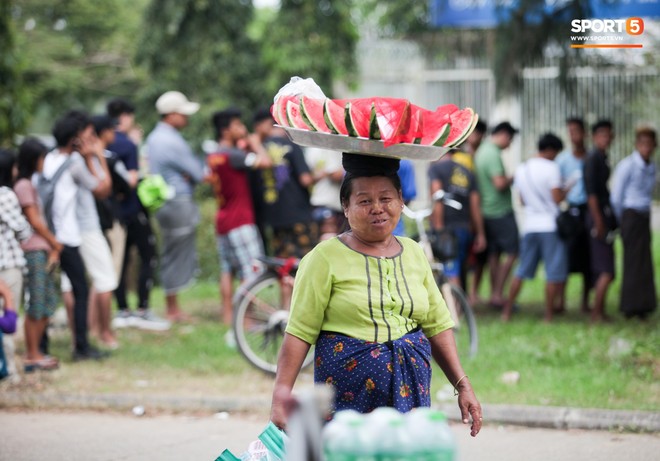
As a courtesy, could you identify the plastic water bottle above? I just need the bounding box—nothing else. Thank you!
[323,410,374,461]
[405,408,456,461]
[366,407,414,461]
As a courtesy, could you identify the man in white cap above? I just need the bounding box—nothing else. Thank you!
[146,91,204,322]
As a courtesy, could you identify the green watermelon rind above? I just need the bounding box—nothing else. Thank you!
[369,106,381,140]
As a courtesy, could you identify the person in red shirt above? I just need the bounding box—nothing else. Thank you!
[207,108,272,326]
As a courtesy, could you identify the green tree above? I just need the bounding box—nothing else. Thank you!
[259,0,359,98]
[492,0,592,96]
[135,0,267,144]
[11,0,148,133]
[1,0,32,146]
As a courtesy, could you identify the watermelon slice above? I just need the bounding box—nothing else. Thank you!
[324,99,348,135]
[408,104,424,144]
[275,95,297,127]
[416,108,452,146]
[270,103,281,125]
[371,98,412,147]
[345,98,373,138]
[443,108,477,147]
[299,96,331,133]
[286,99,311,130]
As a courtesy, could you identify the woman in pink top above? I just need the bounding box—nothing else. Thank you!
[14,139,63,372]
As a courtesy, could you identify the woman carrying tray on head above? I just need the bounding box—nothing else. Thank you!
[270,152,482,436]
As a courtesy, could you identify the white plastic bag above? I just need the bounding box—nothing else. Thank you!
[273,76,326,104]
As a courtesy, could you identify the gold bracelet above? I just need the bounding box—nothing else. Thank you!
[453,375,469,396]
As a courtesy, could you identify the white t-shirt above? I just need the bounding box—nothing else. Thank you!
[514,157,562,234]
[43,150,99,246]
[304,147,343,212]
[76,156,104,232]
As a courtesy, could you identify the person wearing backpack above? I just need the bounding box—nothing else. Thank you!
[14,139,63,371]
[42,111,112,361]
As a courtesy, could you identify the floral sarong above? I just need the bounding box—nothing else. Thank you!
[314,328,432,414]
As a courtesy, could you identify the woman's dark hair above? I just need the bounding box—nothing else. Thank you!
[17,138,48,180]
[0,148,17,188]
[339,172,402,209]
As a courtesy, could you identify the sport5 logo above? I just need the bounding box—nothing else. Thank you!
[571,17,644,35]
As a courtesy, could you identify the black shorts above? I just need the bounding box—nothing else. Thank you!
[484,212,519,255]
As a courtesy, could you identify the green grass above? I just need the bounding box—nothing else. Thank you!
[17,199,659,412]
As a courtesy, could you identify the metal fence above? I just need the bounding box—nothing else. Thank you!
[351,38,660,200]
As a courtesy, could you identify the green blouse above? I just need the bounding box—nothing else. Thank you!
[285,236,454,345]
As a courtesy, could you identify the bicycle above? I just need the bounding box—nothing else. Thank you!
[403,190,479,359]
[232,256,315,375]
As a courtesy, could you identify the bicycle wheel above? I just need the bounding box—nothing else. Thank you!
[233,271,314,375]
[440,282,478,359]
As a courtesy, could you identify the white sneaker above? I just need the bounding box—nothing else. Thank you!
[112,311,133,329]
[132,310,171,331]
[224,330,237,349]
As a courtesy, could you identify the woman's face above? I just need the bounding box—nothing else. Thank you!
[344,176,403,241]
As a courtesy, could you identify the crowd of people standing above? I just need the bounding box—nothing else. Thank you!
[430,117,657,324]
[0,89,656,384]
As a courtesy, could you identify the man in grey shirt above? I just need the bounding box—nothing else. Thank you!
[146,91,204,322]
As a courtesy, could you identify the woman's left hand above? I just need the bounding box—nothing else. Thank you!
[457,383,483,437]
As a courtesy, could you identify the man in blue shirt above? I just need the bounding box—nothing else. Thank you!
[610,126,657,319]
[146,91,204,323]
[106,99,168,331]
[393,159,417,237]
[555,117,591,314]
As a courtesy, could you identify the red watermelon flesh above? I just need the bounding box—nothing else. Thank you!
[434,104,460,118]
[299,96,331,133]
[270,103,281,125]
[417,108,452,146]
[372,98,412,147]
[324,99,348,135]
[345,98,373,138]
[443,108,476,147]
[409,104,424,144]
[286,100,311,130]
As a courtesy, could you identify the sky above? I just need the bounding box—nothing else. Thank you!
[253,0,279,8]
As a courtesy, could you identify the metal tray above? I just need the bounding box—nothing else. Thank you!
[279,126,450,161]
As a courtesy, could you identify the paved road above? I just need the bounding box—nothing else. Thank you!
[1,409,658,461]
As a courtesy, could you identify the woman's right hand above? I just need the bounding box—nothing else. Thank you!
[270,385,297,431]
